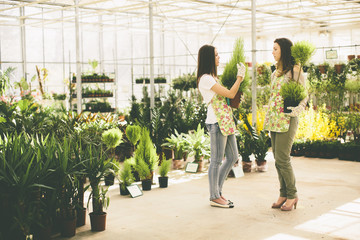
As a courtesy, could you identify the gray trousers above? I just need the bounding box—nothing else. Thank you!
[270,117,299,199]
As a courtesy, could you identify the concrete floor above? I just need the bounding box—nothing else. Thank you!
[56,154,360,240]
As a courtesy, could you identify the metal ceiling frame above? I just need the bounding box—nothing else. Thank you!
[0,0,359,35]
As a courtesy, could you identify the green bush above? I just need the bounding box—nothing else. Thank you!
[280,81,307,105]
[221,38,249,92]
[159,159,171,177]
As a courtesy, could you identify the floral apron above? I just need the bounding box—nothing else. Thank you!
[210,94,236,136]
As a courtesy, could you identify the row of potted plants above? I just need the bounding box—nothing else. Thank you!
[0,131,119,239]
[72,73,114,83]
[135,77,167,84]
[161,124,210,172]
[72,87,113,98]
[291,139,360,161]
[85,100,113,112]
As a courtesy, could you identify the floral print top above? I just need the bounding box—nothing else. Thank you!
[211,94,236,136]
[263,73,291,132]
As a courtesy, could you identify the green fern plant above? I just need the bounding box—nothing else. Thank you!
[220,38,249,92]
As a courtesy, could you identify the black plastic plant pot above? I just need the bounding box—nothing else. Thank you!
[104,173,115,186]
[141,179,152,191]
[158,176,168,188]
[119,183,130,195]
[283,99,298,113]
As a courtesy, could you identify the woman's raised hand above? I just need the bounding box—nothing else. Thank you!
[237,63,246,78]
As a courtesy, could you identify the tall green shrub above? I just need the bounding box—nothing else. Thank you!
[221,38,249,92]
[134,128,159,178]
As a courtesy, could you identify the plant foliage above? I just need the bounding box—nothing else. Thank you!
[220,38,249,92]
[280,81,307,104]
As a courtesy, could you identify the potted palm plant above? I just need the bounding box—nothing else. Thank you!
[82,144,113,232]
[162,129,186,169]
[158,158,171,188]
[237,125,254,173]
[184,124,210,172]
[253,130,270,172]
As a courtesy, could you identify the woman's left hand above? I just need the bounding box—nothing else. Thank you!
[286,105,305,117]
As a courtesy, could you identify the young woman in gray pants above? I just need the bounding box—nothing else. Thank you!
[197,44,245,208]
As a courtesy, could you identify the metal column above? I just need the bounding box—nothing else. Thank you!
[99,15,104,73]
[20,7,27,79]
[251,0,257,127]
[113,16,119,110]
[149,0,155,109]
[75,0,82,114]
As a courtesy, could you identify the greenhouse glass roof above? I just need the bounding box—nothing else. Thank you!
[1,0,359,36]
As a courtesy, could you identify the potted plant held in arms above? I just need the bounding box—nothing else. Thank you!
[158,157,171,188]
[83,144,113,231]
[221,38,250,108]
[281,40,315,113]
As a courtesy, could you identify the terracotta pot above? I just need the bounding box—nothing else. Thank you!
[197,159,205,172]
[172,159,183,170]
[230,91,242,108]
[61,217,77,237]
[318,65,326,74]
[348,55,355,61]
[242,161,252,173]
[334,64,344,74]
[255,160,267,172]
[76,207,86,227]
[89,212,107,232]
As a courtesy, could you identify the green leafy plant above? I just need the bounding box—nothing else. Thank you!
[162,129,186,160]
[253,130,270,162]
[133,127,159,179]
[88,59,99,74]
[280,81,307,112]
[82,144,112,214]
[135,158,151,180]
[257,64,272,86]
[280,81,307,104]
[220,38,249,93]
[102,128,123,150]
[117,159,134,191]
[291,40,316,80]
[183,124,210,162]
[0,67,15,95]
[159,159,171,177]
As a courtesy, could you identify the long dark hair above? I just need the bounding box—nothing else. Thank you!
[197,44,217,86]
[274,38,295,77]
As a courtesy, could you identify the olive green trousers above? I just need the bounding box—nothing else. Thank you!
[270,117,299,199]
